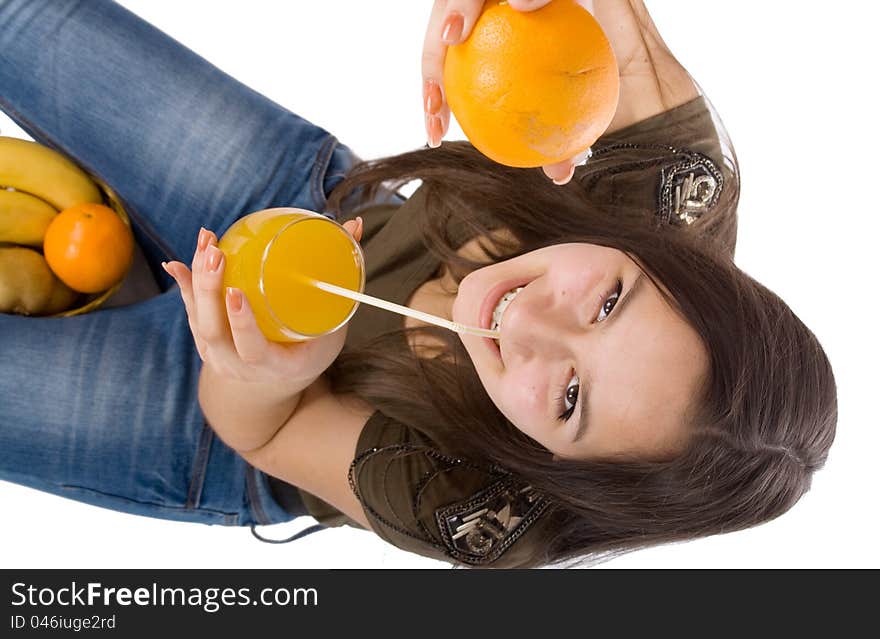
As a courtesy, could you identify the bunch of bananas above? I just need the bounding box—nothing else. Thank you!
[0,136,102,316]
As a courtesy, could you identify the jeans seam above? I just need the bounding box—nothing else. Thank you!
[0,94,182,263]
[309,134,338,212]
[186,420,214,509]
[245,465,272,526]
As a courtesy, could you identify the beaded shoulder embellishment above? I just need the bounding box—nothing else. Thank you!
[658,152,724,226]
[435,479,550,566]
[589,142,725,227]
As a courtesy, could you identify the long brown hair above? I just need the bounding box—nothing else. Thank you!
[323,140,837,568]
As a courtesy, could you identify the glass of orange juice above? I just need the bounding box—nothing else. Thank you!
[217,207,365,342]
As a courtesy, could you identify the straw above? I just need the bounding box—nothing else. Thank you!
[304,277,501,340]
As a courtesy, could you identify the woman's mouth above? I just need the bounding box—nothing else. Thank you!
[490,287,524,332]
[480,278,531,333]
[479,278,531,363]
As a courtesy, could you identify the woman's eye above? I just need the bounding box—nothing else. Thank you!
[597,279,623,322]
[560,372,579,421]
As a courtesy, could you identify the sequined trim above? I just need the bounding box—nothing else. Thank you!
[436,479,550,566]
[658,154,723,226]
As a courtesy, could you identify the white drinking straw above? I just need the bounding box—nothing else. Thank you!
[306,277,501,340]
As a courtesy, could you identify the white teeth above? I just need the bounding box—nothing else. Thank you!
[490,287,523,333]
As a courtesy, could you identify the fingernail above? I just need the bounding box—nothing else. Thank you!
[424,79,442,115]
[207,246,222,272]
[161,261,171,275]
[226,287,242,313]
[551,165,576,186]
[441,12,464,45]
[198,227,208,251]
[355,216,363,231]
[426,114,442,148]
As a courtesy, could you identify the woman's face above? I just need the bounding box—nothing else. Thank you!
[452,243,709,461]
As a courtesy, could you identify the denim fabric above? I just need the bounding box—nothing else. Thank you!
[0,0,396,530]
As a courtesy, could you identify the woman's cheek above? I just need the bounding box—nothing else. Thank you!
[495,377,545,441]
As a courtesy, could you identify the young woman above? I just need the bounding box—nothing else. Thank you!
[0,0,837,568]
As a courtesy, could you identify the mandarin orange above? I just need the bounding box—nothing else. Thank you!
[43,202,134,294]
[443,0,619,167]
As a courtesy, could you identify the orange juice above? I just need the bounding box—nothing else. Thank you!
[218,208,364,342]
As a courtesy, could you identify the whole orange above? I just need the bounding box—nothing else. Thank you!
[444,0,619,168]
[43,202,134,294]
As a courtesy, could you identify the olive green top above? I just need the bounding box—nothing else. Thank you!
[268,94,739,567]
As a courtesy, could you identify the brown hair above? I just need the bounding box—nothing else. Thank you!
[323,140,837,568]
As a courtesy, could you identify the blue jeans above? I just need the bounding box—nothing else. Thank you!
[0,0,399,535]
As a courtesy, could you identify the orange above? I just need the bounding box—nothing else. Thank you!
[443,0,619,168]
[43,202,134,294]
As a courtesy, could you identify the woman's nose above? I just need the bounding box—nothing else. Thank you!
[499,276,594,362]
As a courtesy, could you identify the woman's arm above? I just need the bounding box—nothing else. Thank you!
[590,0,699,133]
[200,365,375,530]
[197,364,308,453]
[239,374,375,530]
[163,219,365,454]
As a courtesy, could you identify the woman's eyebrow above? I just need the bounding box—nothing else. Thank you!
[571,271,647,444]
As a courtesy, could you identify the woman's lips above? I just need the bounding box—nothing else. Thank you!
[479,277,532,366]
[479,278,532,331]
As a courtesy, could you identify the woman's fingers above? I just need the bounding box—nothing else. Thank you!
[421,0,451,148]
[422,0,484,148]
[224,287,273,366]
[191,230,240,372]
[341,217,363,244]
[422,1,557,148]
[163,260,194,316]
[162,260,208,360]
[225,218,363,378]
[168,219,364,375]
[543,147,593,185]
[166,230,269,373]
[196,247,228,346]
[423,0,588,187]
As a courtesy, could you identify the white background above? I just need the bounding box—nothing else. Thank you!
[1,1,877,569]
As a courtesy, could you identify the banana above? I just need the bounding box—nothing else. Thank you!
[0,136,102,211]
[0,188,58,247]
[0,246,79,316]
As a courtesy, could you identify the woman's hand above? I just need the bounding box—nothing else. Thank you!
[161,217,364,390]
[422,0,593,185]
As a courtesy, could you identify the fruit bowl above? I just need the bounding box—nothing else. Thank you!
[47,175,132,318]
[0,136,136,318]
